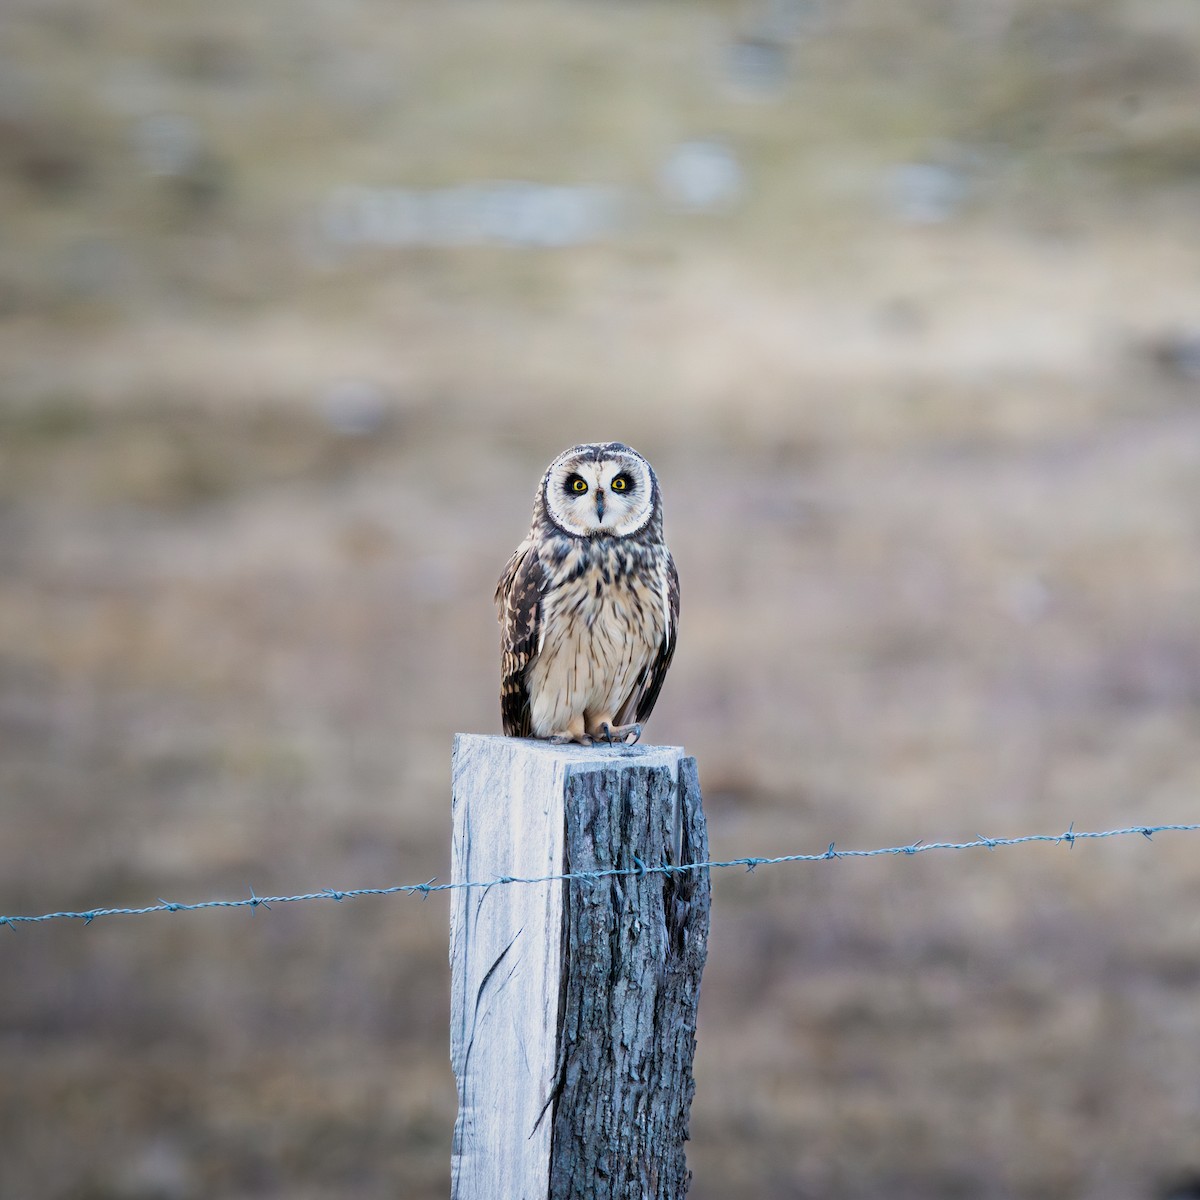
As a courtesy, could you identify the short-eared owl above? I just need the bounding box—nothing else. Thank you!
[495,442,679,745]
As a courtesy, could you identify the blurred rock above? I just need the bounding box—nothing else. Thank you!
[320,379,390,438]
[723,36,791,100]
[0,115,89,196]
[756,0,825,40]
[130,113,226,213]
[133,114,204,178]
[1142,328,1200,383]
[883,161,969,225]
[658,141,745,212]
[1160,1176,1200,1200]
[321,182,627,248]
[112,1138,197,1200]
[719,0,820,106]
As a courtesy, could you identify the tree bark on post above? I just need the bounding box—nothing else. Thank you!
[449,734,710,1200]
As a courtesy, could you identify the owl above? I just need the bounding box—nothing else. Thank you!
[495,442,679,745]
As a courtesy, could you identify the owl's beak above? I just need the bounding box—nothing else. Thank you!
[595,490,605,522]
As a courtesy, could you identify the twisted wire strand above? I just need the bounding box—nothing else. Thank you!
[2,822,1197,927]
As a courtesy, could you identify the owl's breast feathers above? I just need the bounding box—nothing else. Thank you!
[495,534,678,738]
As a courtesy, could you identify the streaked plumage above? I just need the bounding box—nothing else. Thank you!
[495,442,678,745]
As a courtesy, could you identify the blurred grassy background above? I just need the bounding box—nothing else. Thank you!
[2,0,1200,1196]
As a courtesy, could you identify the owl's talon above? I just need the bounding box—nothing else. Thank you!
[598,722,641,746]
[548,733,592,746]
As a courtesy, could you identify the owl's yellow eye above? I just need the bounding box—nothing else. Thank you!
[610,474,630,492]
[568,476,588,494]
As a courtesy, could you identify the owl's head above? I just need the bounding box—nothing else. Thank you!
[539,442,660,539]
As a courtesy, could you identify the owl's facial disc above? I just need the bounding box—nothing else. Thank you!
[542,444,656,538]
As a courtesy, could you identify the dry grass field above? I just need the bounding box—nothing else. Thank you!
[2,1,1200,1197]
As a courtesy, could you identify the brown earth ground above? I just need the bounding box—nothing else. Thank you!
[2,1,1200,1197]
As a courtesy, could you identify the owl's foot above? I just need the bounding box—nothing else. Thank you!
[547,732,593,746]
[598,722,642,746]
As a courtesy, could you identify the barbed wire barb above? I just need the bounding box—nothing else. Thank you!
[1,821,1197,928]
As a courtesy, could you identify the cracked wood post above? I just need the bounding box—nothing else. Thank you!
[449,733,710,1200]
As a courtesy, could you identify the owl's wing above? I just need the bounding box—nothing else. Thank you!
[494,540,544,737]
[626,552,680,726]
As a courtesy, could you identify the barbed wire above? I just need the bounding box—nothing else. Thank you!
[2,821,1197,929]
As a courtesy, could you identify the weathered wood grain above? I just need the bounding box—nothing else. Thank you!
[449,734,709,1200]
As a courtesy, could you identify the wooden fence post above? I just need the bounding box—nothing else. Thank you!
[449,733,710,1200]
